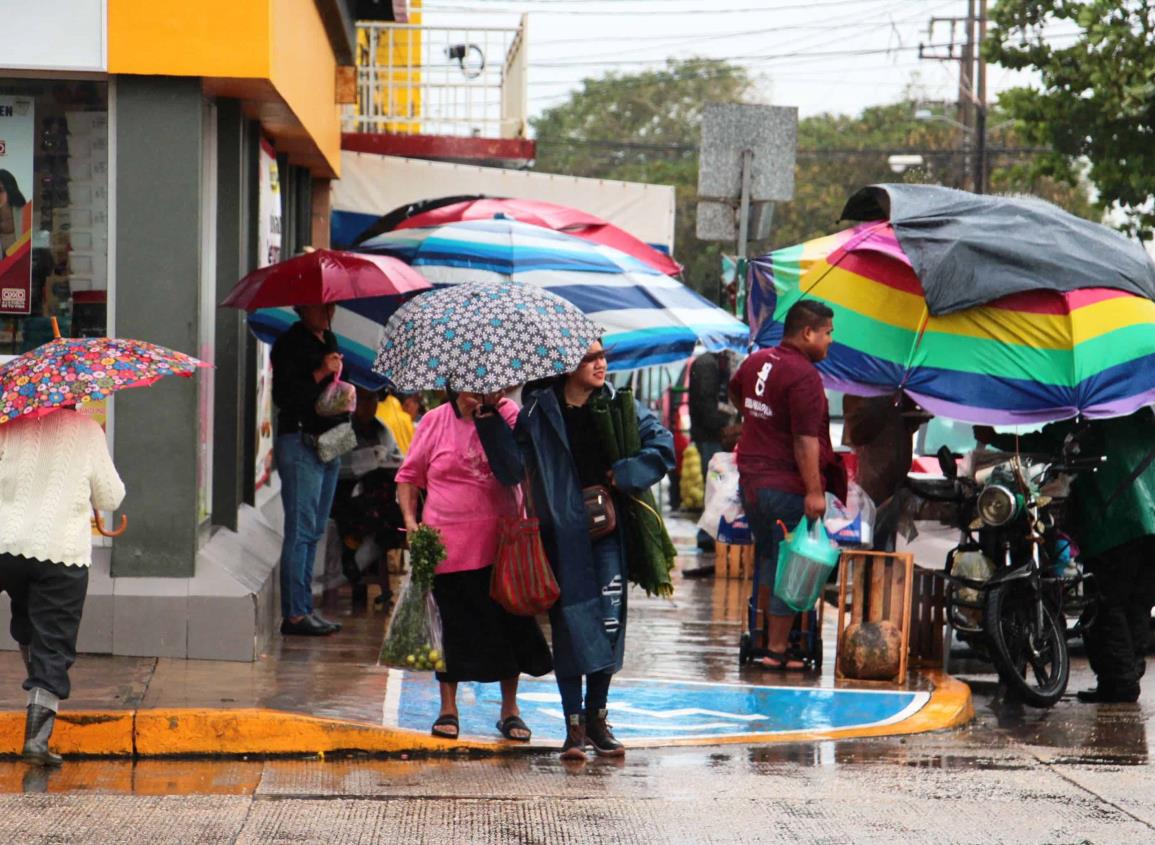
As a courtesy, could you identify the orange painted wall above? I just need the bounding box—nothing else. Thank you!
[108,0,340,175]
[108,0,271,78]
[270,0,341,174]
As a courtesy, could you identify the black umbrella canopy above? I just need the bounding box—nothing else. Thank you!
[346,194,485,247]
[841,184,1155,316]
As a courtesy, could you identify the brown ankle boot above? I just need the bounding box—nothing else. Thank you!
[560,714,587,761]
[585,708,625,757]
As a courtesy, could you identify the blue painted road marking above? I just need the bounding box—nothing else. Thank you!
[384,671,929,742]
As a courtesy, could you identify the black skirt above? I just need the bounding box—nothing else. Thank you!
[432,566,553,683]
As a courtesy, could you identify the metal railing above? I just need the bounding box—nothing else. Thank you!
[349,17,528,139]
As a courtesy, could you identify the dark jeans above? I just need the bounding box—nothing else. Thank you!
[557,670,613,717]
[746,486,806,618]
[0,553,88,700]
[1085,536,1155,690]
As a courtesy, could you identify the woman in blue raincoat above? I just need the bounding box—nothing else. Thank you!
[476,340,675,761]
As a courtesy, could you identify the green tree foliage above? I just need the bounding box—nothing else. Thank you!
[532,59,1096,300]
[773,100,1096,248]
[532,58,752,298]
[986,1,1155,238]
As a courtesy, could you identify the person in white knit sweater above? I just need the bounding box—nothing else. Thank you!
[0,409,125,766]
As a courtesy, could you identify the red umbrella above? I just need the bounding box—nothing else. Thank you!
[221,249,430,310]
[392,197,683,276]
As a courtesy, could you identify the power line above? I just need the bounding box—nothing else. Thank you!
[529,42,954,68]
[535,0,926,63]
[421,0,926,15]
[534,137,1047,156]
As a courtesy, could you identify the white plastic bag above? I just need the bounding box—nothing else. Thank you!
[824,482,876,547]
[380,568,445,671]
[697,452,751,544]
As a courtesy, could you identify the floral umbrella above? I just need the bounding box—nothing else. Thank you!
[0,336,207,424]
[373,281,601,393]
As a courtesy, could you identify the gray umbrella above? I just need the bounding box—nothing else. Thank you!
[841,184,1155,315]
[372,281,601,393]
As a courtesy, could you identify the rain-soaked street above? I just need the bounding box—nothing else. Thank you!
[0,663,1152,843]
[1,515,1152,844]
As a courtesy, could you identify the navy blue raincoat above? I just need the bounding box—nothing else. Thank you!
[476,385,674,678]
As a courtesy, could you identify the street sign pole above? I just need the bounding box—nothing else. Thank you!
[736,149,753,260]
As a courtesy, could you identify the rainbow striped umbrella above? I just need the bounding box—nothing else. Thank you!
[748,223,1155,424]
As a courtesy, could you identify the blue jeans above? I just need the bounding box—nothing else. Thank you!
[276,433,341,620]
[746,486,805,618]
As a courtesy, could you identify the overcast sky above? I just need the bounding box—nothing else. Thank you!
[419,0,1064,124]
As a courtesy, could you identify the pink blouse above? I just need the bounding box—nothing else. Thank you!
[395,398,520,574]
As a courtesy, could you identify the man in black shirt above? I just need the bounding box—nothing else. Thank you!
[271,303,348,636]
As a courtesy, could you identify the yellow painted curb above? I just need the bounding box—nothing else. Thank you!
[0,670,972,757]
[0,710,135,756]
[133,709,498,756]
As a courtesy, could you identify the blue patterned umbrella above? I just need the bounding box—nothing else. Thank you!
[373,282,601,393]
[359,219,748,370]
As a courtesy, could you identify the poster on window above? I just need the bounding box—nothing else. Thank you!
[254,139,282,490]
[0,97,34,315]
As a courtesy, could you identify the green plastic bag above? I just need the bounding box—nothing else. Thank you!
[774,517,841,612]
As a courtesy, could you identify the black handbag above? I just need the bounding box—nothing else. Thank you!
[582,484,617,540]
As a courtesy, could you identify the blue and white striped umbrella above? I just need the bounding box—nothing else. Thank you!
[247,296,399,390]
[358,219,748,370]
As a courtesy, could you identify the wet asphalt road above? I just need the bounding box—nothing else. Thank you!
[1,655,1152,843]
[1,513,1152,844]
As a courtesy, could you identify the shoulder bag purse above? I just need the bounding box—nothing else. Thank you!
[582,484,617,541]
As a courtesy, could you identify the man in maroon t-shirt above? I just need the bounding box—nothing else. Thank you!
[729,300,845,670]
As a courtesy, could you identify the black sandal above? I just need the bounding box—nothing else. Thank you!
[496,715,532,742]
[756,650,809,671]
[431,714,459,739]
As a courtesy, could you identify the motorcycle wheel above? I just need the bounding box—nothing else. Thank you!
[984,582,1069,708]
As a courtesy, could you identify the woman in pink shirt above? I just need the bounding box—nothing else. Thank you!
[396,389,552,741]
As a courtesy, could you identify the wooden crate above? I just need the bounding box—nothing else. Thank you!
[908,565,948,670]
[834,551,915,685]
[715,541,755,580]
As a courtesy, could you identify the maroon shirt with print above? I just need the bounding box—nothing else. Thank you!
[728,341,837,496]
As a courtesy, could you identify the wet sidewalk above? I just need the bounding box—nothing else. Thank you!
[0,514,971,758]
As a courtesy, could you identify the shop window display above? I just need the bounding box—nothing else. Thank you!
[0,80,107,353]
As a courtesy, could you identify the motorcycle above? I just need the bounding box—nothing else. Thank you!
[907,443,1098,707]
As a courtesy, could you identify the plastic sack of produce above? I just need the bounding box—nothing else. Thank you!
[314,367,356,417]
[824,482,876,547]
[380,526,446,671]
[697,451,751,544]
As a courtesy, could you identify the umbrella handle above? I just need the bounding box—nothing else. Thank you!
[93,509,128,538]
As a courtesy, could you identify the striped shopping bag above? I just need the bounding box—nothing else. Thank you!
[491,486,560,616]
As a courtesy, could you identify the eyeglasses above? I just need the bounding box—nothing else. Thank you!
[579,350,607,365]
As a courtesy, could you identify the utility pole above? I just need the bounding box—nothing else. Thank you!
[920,1,984,192]
[959,0,976,152]
[973,0,989,194]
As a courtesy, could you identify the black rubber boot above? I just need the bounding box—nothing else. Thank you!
[23,704,63,767]
[559,714,587,761]
[585,708,625,757]
[1076,683,1140,703]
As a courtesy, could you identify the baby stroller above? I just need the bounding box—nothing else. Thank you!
[737,533,824,670]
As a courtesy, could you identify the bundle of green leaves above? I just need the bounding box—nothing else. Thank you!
[407,524,445,590]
